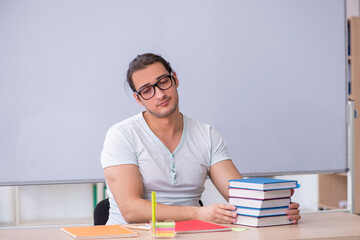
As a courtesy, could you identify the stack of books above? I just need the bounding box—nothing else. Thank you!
[229,177,299,227]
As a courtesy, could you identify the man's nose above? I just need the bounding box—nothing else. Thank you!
[154,86,166,99]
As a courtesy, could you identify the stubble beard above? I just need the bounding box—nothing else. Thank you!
[145,96,179,118]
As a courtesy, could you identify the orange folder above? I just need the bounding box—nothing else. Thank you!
[61,224,138,239]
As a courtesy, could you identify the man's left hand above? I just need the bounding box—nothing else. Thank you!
[287,189,301,224]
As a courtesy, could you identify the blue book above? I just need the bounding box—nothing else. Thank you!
[234,214,292,227]
[235,206,289,217]
[229,187,292,200]
[229,178,299,190]
[229,197,291,208]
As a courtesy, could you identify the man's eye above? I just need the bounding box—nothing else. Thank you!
[141,88,151,94]
[159,78,170,86]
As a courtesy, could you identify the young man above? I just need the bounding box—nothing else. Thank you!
[101,53,300,225]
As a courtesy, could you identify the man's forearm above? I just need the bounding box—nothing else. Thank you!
[121,198,198,223]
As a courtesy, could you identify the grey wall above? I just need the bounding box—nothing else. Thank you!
[0,0,347,185]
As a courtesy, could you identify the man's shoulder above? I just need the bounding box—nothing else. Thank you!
[184,114,224,140]
[184,114,212,131]
[109,112,143,132]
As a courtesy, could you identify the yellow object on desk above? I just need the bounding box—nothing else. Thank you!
[231,227,248,232]
[150,220,176,239]
[122,224,151,231]
[150,191,176,238]
[152,191,156,229]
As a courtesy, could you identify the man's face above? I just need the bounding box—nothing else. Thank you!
[132,62,179,118]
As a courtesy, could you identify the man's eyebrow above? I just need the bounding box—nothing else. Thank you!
[156,74,169,80]
[138,73,169,91]
[138,83,151,91]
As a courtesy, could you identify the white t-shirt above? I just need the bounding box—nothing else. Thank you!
[101,112,231,224]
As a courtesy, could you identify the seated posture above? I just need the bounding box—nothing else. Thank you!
[101,53,301,224]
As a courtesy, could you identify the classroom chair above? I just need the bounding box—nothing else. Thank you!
[93,198,110,225]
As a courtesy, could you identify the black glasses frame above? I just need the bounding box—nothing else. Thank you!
[135,73,174,100]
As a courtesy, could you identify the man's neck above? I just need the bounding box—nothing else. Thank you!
[143,111,183,138]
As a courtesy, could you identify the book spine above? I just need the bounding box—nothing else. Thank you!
[235,205,289,210]
[236,213,287,218]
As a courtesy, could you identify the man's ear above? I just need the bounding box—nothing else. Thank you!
[133,92,144,106]
[173,72,179,88]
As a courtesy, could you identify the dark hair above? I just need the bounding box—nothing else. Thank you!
[126,53,173,92]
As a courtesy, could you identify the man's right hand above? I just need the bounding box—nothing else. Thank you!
[195,204,237,224]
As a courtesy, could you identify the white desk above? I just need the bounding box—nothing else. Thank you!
[0,212,359,240]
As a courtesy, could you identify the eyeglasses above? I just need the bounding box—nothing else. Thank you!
[135,73,174,100]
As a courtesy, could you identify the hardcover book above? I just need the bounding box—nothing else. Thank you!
[61,225,138,239]
[235,206,289,217]
[229,178,298,190]
[234,214,292,227]
[229,197,291,209]
[175,220,232,233]
[229,187,292,200]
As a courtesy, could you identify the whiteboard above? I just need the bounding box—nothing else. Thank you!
[0,0,347,185]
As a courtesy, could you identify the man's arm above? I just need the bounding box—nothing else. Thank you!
[209,160,301,224]
[209,159,243,202]
[104,164,237,224]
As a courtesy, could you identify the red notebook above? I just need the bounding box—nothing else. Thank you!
[175,220,232,233]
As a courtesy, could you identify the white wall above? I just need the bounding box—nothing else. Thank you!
[19,184,93,222]
[0,184,94,226]
[347,0,360,17]
[274,175,319,212]
[0,187,13,223]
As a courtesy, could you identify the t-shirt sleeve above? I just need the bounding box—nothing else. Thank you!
[101,125,138,169]
[209,126,232,166]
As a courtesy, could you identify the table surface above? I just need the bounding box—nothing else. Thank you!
[0,212,360,240]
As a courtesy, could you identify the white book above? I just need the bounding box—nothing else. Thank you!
[229,197,291,209]
[235,206,289,217]
[229,178,298,190]
[234,214,292,227]
[229,188,291,200]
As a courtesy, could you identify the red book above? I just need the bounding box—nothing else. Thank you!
[175,220,232,233]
